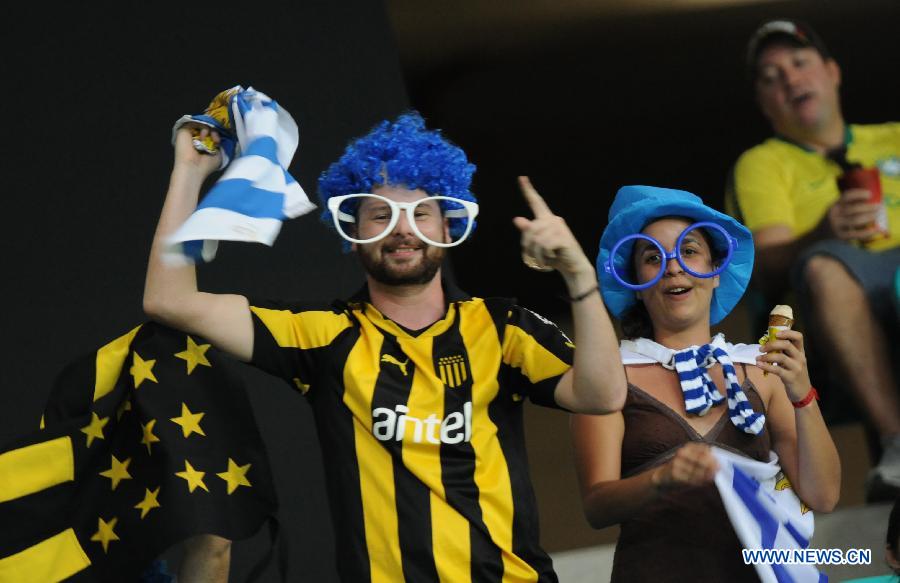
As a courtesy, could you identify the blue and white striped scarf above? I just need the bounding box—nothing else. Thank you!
[166,87,316,263]
[622,334,766,435]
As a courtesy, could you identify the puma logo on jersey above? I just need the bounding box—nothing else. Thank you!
[372,402,472,444]
[381,354,409,376]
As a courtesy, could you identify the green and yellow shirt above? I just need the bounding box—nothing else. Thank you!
[728,123,900,251]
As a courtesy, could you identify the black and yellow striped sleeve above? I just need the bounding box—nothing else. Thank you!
[501,305,573,408]
[249,299,354,394]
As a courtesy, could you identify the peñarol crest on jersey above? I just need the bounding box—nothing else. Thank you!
[437,354,468,388]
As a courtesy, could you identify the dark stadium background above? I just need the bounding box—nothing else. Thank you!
[2,1,896,579]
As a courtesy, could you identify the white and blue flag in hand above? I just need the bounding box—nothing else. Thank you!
[713,447,827,583]
[166,87,316,263]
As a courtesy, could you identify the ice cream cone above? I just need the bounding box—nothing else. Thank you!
[768,314,793,328]
[763,305,794,375]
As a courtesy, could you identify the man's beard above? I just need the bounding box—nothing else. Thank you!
[357,238,445,286]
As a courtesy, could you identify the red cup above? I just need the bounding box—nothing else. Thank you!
[837,166,889,242]
[838,167,882,202]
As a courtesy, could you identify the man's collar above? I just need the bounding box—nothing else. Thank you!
[339,278,471,338]
[773,124,853,153]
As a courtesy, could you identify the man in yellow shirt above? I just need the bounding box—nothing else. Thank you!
[728,19,900,502]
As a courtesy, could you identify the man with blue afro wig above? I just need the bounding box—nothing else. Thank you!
[145,107,628,582]
[318,111,477,232]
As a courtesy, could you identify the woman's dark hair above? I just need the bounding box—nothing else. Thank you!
[620,301,654,340]
[619,217,725,340]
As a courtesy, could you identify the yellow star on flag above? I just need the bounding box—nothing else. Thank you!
[176,460,209,493]
[135,487,161,519]
[99,455,132,490]
[80,412,109,447]
[130,351,158,388]
[116,398,132,420]
[91,516,119,553]
[171,403,206,438]
[292,378,310,394]
[174,336,212,374]
[141,419,161,454]
[217,458,252,494]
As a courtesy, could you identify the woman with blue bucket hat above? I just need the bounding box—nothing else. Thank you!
[570,186,841,581]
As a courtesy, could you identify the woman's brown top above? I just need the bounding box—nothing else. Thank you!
[611,376,770,582]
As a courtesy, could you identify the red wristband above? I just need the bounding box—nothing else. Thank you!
[791,386,819,409]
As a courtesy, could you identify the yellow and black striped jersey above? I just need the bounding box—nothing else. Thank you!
[249,283,573,583]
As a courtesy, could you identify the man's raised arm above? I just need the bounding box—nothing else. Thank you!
[513,177,627,414]
[143,127,254,362]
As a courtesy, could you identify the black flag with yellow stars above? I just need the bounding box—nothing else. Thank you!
[0,322,278,581]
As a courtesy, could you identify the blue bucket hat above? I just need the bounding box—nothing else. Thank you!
[596,185,754,325]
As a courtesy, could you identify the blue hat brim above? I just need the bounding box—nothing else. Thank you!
[596,186,754,325]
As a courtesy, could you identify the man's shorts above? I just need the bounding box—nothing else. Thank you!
[792,239,900,327]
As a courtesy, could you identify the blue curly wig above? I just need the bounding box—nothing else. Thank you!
[318,111,477,248]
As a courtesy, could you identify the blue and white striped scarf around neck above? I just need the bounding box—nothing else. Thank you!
[622,334,766,436]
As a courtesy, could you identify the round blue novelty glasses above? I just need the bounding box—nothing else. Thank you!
[603,221,738,290]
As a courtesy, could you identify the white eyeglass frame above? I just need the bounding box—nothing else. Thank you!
[327,193,479,248]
